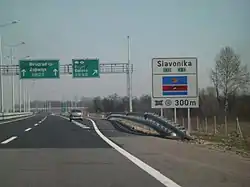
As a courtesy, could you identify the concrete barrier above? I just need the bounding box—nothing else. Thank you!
[0,112,33,121]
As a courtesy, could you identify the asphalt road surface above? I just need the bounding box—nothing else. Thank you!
[0,113,175,187]
[0,113,249,187]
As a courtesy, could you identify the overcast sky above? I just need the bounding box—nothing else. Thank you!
[0,0,249,109]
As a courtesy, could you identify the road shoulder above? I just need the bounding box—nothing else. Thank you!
[109,135,250,187]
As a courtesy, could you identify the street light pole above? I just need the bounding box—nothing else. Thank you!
[5,42,25,112]
[19,56,30,112]
[0,35,3,112]
[0,20,20,113]
[10,47,15,112]
[127,36,133,112]
[19,79,22,112]
[28,93,30,112]
[23,87,26,112]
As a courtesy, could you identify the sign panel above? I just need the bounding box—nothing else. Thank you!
[151,57,199,108]
[72,59,100,78]
[19,59,60,79]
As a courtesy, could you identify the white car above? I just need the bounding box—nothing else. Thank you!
[69,109,83,121]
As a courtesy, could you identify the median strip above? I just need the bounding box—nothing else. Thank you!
[0,114,35,125]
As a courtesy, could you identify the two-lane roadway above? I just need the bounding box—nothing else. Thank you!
[0,113,47,145]
[0,113,179,187]
[1,113,249,187]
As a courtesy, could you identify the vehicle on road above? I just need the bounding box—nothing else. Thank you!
[69,109,83,121]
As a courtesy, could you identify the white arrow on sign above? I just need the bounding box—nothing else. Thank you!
[92,69,98,75]
[53,69,58,76]
[21,69,26,76]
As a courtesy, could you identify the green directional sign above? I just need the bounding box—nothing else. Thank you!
[19,59,60,79]
[72,59,100,78]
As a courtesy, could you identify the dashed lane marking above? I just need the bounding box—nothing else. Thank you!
[1,136,18,144]
[24,128,32,132]
[38,116,47,124]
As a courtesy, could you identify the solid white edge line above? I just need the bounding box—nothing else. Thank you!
[24,128,32,132]
[58,115,90,129]
[1,136,18,144]
[86,117,182,187]
[72,120,90,129]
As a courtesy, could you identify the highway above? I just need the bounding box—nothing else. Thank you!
[0,113,249,187]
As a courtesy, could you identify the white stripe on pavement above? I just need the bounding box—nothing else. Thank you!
[34,123,38,126]
[24,128,32,132]
[87,118,182,187]
[1,136,17,144]
[38,116,47,124]
[72,120,90,129]
[59,115,90,129]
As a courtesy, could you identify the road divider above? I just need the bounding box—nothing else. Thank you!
[106,112,192,140]
[113,119,160,136]
[0,113,35,124]
[0,112,33,121]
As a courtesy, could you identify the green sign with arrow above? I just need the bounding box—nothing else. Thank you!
[19,59,60,79]
[72,59,100,78]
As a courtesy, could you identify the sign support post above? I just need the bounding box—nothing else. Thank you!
[174,108,177,123]
[188,108,191,134]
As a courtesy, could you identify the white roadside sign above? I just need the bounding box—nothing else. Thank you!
[151,57,199,108]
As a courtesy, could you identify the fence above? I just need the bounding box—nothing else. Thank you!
[175,116,249,138]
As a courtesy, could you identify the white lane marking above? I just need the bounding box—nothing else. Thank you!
[58,115,72,121]
[0,115,35,125]
[86,118,182,187]
[24,128,32,132]
[38,116,47,124]
[72,120,90,129]
[34,123,38,126]
[59,115,69,120]
[1,136,17,144]
[59,115,90,129]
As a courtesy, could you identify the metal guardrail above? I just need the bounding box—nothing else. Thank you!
[59,111,192,140]
[107,114,173,137]
[106,112,192,140]
[0,112,33,121]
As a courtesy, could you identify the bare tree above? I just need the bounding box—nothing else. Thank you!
[210,46,250,114]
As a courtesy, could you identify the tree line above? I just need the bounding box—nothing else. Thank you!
[85,46,250,121]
